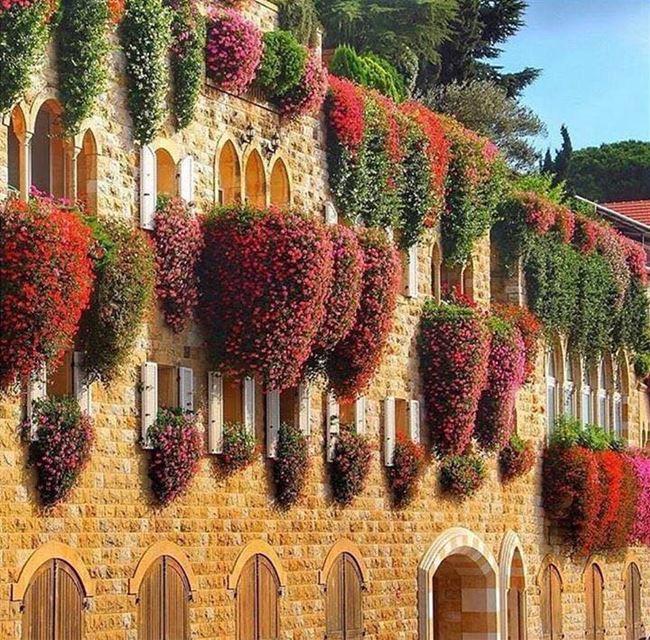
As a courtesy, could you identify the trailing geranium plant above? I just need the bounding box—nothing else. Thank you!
[327,228,400,400]
[147,407,202,506]
[24,396,94,507]
[153,197,203,333]
[330,423,372,506]
[273,421,309,509]
[493,304,542,383]
[629,450,650,546]
[0,196,94,391]
[499,434,535,482]
[215,421,256,475]
[81,217,154,382]
[278,47,328,118]
[200,205,332,391]
[439,453,486,500]
[388,437,426,508]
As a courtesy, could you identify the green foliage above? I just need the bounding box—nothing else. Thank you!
[120,0,173,143]
[217,422,256,473]
[273,421,310,509]
[0,1,49,113]
[542,125,573,187]
[258,30,307,98]
[634,351,650,379]
[277,0,320,46]
[551,416,620,452]
[167,0,206,129]
[439,453,487,499]
[567,140,650,202]
[615,277,650,353]
[511,172,566,204]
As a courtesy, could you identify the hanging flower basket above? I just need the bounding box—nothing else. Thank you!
[330,424,372,506]
[278,48,328,118]
[273,421,310,509]
[439,453,486,500]
[388,437,426,508]
[499,435,535,482]
[215,421,256,475]
[493,304,541,383]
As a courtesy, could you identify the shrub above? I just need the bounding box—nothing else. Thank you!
[278,47,328,118]
[330,424,372,505]
[419,299,489,456]
[273,421,309,508]
[327,228,400,400]
[277,0,320,46]
[81,218,155,382]
[439,454,486,500]
[153,197,203,333]
[388,437,426,508]
[205,7,262,94]
[257,30,306,98]
[57,0,110,134]
[216,422,256,474]
[0,196,94,390]
[120,0,173,144]
[200,205,333,391]
[499,435,535,482]
[25,396,94,507]
[147,407,202,506]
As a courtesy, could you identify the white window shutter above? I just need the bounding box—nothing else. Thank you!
[140,145,156,230]
[243,377,256,435]
[355,396,366,435]
[26,364,47,440]
[73,352,93,416]
[178,367,194,413]
[326,393,340,462]
[266,390,281,459]
[178,155,195,204]
[298,383,311,436]
[409,399,421,443]
[324,201,338,225]
[384,396,396,466]
[208,372,224,454]
[141,361,158,448]
[406,244,419,298]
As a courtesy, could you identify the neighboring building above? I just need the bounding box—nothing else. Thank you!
[0,3,648,640]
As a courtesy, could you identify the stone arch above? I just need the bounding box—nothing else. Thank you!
[76,128,99,213]
[227,539,287,592]
[31,97,69,198]
[215,134,243,205]
[12,541,95,601]
[27,88,60,132]
[269,156,292,207]
[318,539,369,587]
[4,103,28,197]
[128,541,197,596]
[499,531,528,639]
[418,527,500,640]
[243,146,268,208]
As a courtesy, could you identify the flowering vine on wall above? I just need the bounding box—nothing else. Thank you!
[388,437,426,508]
[273,421,310,509]
[330,424,372,506]
[499,435,535,482]
[439,453,486,500]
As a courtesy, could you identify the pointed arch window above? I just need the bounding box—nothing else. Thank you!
[563,352,576,418]
[546,348,559,435]
[245,150,266,208]
[597,358,611,431]
[7,105,27,196]
[270,158,290,207]
[31,100,68,198]
[76,130,98,214]
[218,140,241,205]
[155,148,178,199]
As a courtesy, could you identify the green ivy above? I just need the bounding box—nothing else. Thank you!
[615,277,650,353]
[0,1,49,113]
[120,0,173,143]
[57,0,110,134]
[257,30,307,99]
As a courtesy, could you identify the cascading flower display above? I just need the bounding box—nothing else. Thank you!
[278,47,328,118]
[574,214,599,253]
[388,437,426,508]
[330,424,372,506]
[419,297,489,456]
[0,196,94,390]
[327,75,365,151]
[147,407,202,506]
[327,228,400,400]
[24,396,94,507]
[216,422,256,475]
[499,435,535,482]
[205,7,262,94]
[200,205,333,391]
[273,421,310,508]
[629,451,650,545]
[475,316,526,451]
[153,197,203,333]
[439,453,486,500]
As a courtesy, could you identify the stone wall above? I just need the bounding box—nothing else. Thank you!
[0,2,648,638]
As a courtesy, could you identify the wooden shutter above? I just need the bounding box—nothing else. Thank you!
[384,397,396,466]
[549,565,563,640]
[266,391,280,458]
[140,145,157,230]
[141,362,158,448]
[326,555,345,640]
[22,561,54,640]
[343,554,364,640]
[164,558,190,640]
[585,565,595,639]
[243,377,256,435]
[327,394,340,462]
[257,556,280,640]
[540,567,551,640]
[208,372,224,454]
[178,155,194,204]
[628,563,644,640]
[54,561,83,640]
[298,383,311,436]
[73,352,93,416]
[354,397,366,435]
[406,244,419,298]
[178,367,194,413]
[592,565,605,640]
[237,558,256,640]
[26,364,47,439]
[409,400,421,443]
[138,558,164,640]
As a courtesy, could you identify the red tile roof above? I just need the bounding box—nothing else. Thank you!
[601,200,650,226]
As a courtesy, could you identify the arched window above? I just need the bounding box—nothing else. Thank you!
[269,158,290,207]
[137,555,191,640]
[462,259,474,301]
[585,563,605,640]
[218,140,241,205]
[76,130,98,214]
[540,563,563,640]
[597,358,611,431]
[431,243,442,302]
[581,359,593,426]
[613,358,627,439]
[624,562,644,640]
[325,553,364,640]
[236,554,280,640]
[546,348,559,435]
[7,105,27,196]
[563,352,576,418]
[22,559,84,640]
[31,100,67,198]
[156,148,177,199]
[245,150,266,208]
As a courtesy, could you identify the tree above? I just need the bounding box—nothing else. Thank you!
[566,141,650,202]
[540,125,572,186]
[433,0,540,97]
[428,79,546,170]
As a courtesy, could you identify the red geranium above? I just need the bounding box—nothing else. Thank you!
[499,435,535,482]
[388,437,426,508]
[279,48,328,118]
[595,450,625,550]
[327,75,366,152]
[200,206,333,391]
[0,196,93,390]
[553,206,575,244]
[629,451,650,545]
[330,424,372,506]
[518,191,556,235]
[604,453,640,550]
[574,214,599,253]
[327,228,400,400]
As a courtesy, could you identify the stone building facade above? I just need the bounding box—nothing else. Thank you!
[0,1,648,639]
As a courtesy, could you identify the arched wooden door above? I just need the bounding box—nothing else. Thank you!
[326,553,364,640]
[237,554,280,640]
[138,556,190,640]
[541,564,563,640]
[625,563,644,640]
[22,559,84,640]
[585,563,605,640]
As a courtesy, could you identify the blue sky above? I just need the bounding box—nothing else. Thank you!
[496,0,650,153]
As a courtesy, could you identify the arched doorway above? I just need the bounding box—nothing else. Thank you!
[7,104,27,196]
[419,528,500,640]
[269,158,290,207]
[585,562,605,640]
[624,561,644,640]
[499,531,527,640]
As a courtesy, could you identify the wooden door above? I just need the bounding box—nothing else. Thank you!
[325,554,364,640]
[586,564,605,640]
[22,562,54,640]
[237,555,280,640]
[507,588,525,640]
[541,564,563,640]
[625,563,644,640]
